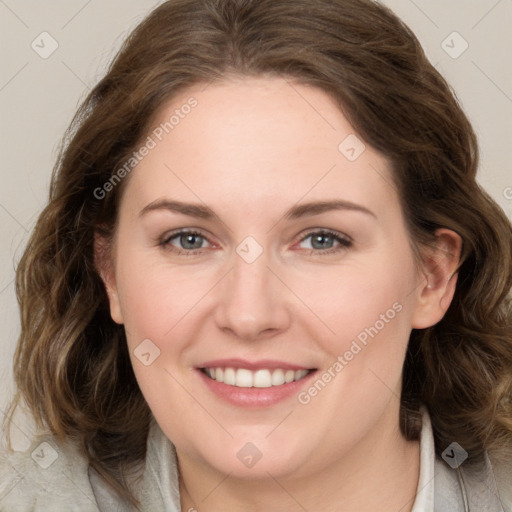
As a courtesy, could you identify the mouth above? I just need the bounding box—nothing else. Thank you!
[200,367,315,388]
[196,358,318,407]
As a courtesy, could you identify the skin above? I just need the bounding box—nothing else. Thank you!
[96,76,461,512]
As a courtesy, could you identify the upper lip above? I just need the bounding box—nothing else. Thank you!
[198,358,315,371]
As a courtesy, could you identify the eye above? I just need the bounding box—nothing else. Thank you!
[159,230,212,255]
[296,229,352,255]
[158,228,352,256]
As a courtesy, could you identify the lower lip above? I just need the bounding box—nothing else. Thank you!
[197,369,317,408]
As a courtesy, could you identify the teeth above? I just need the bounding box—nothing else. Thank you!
[271,369,285,386]
[203,367,311,388]
[285,370,295,383]
[236,369,253,387]
[224,367,236,385]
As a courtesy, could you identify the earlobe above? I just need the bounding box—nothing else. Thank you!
[93,232,124,325]
[411,228,462,329]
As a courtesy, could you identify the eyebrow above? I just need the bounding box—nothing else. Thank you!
[139,199,376,220]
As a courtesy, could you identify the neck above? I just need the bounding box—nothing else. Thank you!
[178,404,420,512]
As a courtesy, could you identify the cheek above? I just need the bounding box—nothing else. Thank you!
[297,249,417,422]
[116,233,417,358]
[302,251,415,355]
[289,252,415,449]
[114,250,206,345]
[115,255,203,424]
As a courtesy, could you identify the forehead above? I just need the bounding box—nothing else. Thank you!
[121,76,400,223]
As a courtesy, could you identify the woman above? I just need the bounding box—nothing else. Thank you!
[2,0,511,510]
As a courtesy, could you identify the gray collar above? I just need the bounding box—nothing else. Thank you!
[90,411,508,511]
[434,450,506,511]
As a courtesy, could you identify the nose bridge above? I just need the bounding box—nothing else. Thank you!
[214,244,289,339]
[232,248,271,298]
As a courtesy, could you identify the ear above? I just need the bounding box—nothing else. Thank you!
[94,232,124,325]
[411,228,462,329]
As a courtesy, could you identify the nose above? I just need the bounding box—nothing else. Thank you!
[214,250,291,341]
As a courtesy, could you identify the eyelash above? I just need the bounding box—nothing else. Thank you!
[158,229,353,256]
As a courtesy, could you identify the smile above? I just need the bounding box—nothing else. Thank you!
[201,367,313,388]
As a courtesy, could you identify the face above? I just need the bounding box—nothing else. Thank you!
[98,76,453,480]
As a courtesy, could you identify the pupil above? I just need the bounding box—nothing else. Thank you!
[312,234,333,249]
[182,234,202,249]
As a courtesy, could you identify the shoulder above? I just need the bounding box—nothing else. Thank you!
[434,449,512,512]
[489,451,512,511]
[0,432,101,511]
[418,406,511,511]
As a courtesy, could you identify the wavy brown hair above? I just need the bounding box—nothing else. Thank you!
[4,0,512,506]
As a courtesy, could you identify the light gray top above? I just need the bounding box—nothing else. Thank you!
[1,406,511,511]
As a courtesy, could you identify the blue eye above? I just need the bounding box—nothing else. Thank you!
[159,229,352,256]
[297,230,352,254]
[160,230,210,255]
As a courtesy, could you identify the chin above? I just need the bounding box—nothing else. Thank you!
[194,434,313,481]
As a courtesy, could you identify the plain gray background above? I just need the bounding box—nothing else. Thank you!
[1,0,511,446]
